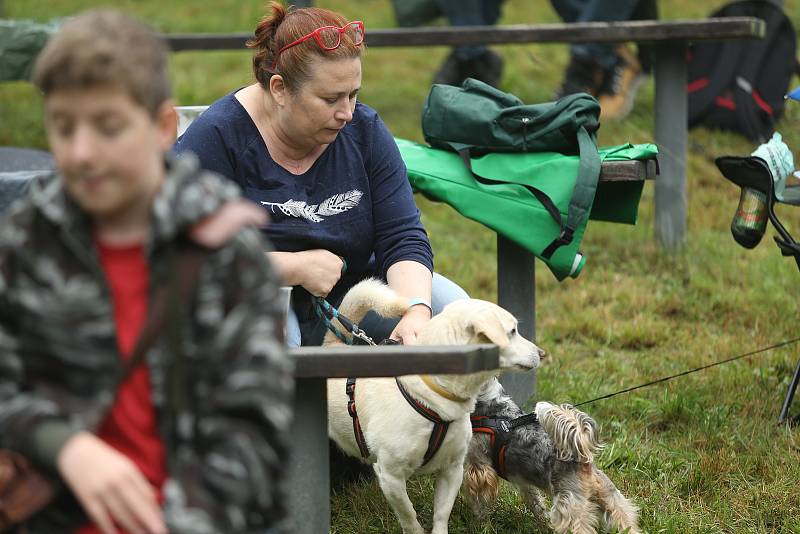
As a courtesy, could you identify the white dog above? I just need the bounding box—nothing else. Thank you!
[325,279,542,534]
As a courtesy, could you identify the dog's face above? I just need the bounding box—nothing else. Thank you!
[418,299,542,371]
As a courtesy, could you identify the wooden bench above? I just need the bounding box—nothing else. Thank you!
[288,343,499,533]
[164,17,765,253]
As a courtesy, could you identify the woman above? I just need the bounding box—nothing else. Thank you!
[176,2,467,347]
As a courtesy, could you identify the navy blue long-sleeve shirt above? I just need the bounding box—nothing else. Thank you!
[174,93,433,320]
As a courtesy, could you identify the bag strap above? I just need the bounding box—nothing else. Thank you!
[687,38,748,125]
[731,4,785,141]
[112,241,211,393]
[453,145,566,257]
[541,125,600,259]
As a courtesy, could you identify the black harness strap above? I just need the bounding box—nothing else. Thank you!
[346,378,370,458]
[470,412,538,479]
[395,377,452,467]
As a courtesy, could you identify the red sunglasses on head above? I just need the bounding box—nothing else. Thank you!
[272,20,365,70]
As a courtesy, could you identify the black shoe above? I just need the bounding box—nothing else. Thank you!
[433,51,467,86]
[555,53,606,99]
[462,49,503,88]
[433,49,503,88]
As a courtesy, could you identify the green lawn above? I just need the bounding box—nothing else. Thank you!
[3,0,800,532]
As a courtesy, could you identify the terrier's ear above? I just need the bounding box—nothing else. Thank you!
[471,313,509,347]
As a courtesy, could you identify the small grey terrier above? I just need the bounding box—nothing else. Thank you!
[464,379,640,534]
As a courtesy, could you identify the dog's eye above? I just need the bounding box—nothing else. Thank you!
[510,327,517,337]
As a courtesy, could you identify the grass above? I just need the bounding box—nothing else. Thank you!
[3,0,800,532]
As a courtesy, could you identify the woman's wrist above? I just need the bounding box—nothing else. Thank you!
[407,297,433,317]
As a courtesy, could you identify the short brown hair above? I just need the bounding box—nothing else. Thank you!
[32,10,171,117]
[247,2,363,93]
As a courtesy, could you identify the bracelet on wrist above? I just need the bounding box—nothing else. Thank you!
[407,297,433,314]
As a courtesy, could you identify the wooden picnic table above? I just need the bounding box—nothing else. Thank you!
[164,17,765,254]
[166,15,764,402]
[287,343,500,533]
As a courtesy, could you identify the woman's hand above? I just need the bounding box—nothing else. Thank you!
[295,249,345,297]
[57,432,167,534]
[267,249,345,297]
[390,304,432,345]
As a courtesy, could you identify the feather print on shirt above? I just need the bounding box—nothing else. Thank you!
[261,189,364,223]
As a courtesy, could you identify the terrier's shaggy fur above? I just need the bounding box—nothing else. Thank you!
[464,379,640,534]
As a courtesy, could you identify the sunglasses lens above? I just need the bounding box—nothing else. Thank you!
[347,22,364,45]
[318,27,341,49]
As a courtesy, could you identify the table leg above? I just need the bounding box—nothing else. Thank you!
[654,41,688,252]
[497,235,537,407]
[287,377,329,532]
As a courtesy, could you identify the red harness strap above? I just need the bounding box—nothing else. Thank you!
[344,377,452,466]
[346,378,370,458]
[470,413,538,480]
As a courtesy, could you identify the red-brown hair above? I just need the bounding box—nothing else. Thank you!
[247,2,363,93]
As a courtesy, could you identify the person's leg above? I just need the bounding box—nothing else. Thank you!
[432,0,504,87]
[434,0,501,59]
[571,0,641,69]
[549,0,587,24]
[286,309,302,348]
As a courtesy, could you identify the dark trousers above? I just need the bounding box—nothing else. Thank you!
[550,0,658,69]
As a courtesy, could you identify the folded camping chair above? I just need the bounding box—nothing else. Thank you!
[716,155,800,423]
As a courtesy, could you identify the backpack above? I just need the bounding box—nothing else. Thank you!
[687,0,799,142]
[421,78,601,259]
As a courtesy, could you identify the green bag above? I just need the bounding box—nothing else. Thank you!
[398,139,658,280]
[0,19,59,82]
[421,78,602,259]
[390,0,442,27]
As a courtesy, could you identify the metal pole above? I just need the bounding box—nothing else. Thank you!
[654,41,688,252]
[778,358,800,423]
[287,378,329,532]
[497,235,537,407]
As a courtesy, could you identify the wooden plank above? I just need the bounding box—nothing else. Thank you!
[164,18,764,52]
[290,344,499,378]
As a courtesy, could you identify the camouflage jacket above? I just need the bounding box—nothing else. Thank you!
[0,154,293,533]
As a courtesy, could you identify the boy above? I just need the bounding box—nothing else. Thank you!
[0,10,292,534]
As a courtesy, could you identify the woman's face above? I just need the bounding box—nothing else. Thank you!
[278,56,362,149]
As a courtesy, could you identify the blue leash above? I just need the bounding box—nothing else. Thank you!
[310,257,376,346]
[312,296,376,346]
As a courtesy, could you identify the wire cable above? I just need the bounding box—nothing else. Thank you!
[573,336,800,407]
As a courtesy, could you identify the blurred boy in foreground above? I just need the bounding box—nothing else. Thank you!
[0,10,292,533]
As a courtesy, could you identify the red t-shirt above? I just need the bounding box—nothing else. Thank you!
[75,241,167,534]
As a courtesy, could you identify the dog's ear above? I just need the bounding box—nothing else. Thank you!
[470,313,509,347]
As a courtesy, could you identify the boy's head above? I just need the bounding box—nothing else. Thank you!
[32,10,177,227]
[33,9,171,117]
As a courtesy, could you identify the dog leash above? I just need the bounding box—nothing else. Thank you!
[312,295,376,346]
[573,336,800,407]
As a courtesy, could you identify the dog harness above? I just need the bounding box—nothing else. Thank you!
[470,413,538,479]
[346,377,453,467]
